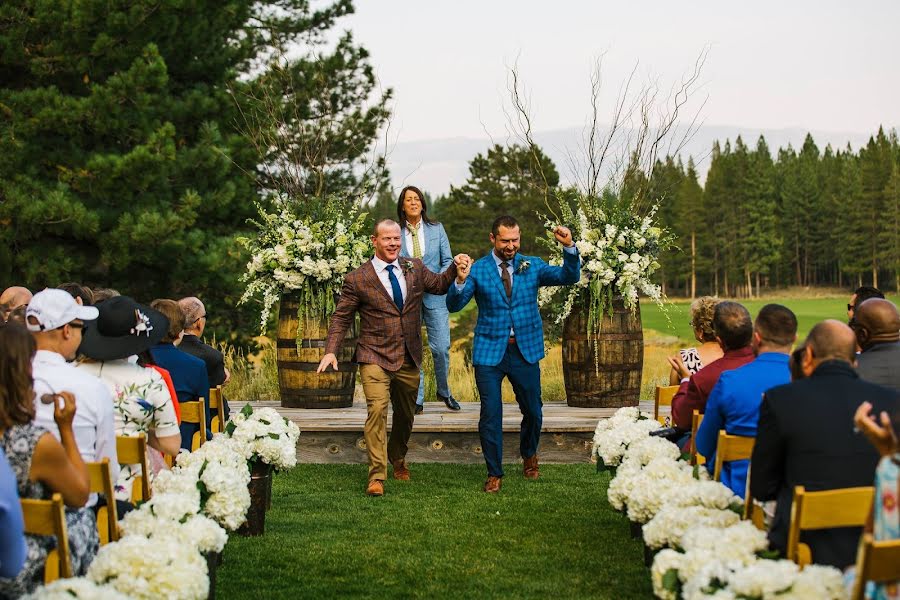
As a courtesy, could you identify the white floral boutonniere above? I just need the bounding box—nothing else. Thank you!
[516,260,530,274]
[401,260,414,274]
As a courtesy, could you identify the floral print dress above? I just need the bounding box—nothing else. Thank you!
[871,453,899,600]
[0,423,99,597]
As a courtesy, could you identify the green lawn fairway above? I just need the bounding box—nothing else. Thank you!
[640,294,899,343]
[218,464,650,599]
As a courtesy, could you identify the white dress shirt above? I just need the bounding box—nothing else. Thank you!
[371,255,408,302]
[404,221,427,257]
[32,350,118,507]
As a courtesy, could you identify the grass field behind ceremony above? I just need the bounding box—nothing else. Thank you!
[218,464,650,599]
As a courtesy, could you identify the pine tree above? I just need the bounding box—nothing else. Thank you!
[858,128,894,288]
[743,136,780,297]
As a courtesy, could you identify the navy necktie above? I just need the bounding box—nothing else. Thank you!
[386,264,404,312]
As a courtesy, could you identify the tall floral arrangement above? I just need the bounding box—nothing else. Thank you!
[238,194,370,332]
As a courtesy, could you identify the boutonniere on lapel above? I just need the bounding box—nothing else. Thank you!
[401,260,414,274]
[515,260,530,274]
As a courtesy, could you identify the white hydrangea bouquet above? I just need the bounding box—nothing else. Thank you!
[538,189,673,329]
[592,406,662,471]
[238,194,370,331]
[225,403,301,470]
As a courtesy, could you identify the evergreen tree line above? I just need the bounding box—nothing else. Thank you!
[373,128,900,296]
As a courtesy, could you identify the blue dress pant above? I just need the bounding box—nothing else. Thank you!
[473,341,542,478]
[416,302,452,405]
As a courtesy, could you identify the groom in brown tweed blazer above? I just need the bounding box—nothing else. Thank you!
[318,219,466,496]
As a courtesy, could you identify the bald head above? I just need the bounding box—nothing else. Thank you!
[0,286,32,308]
[179,296,206,335]
[853,298,900,349]
[806,319,858,366]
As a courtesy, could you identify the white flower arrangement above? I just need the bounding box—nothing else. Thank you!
[88,534,209,600]
[120,493,228,555]
[642,505,742,550]
[594,418,661,467]
[238,196,371,330]
[663,480,742,513]
[23,577,130,600]
[225,404,301,470]
[620,457,697,523]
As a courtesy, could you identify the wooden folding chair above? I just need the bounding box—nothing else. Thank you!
[208,386,225,434]
[743,468,768,531]
[21,493,71,583]
[116,433,151,503]
[86,458,119,545]
[713,431,755,482]
[689,409,706,466]
[786,485,874,567]
[180,397,207,451]
[850,533,900,600]
[653,385,679,426]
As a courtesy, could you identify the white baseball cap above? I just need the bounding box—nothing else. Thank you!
[25,288,99,332]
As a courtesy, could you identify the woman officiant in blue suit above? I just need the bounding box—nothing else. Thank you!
[398,185,461,413]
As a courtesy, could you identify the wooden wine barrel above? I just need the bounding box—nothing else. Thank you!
[562,298,643,408]
[276,296,357,409]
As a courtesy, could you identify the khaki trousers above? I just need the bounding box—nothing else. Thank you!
[359,360,419,482]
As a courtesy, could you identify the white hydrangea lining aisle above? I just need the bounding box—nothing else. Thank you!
[24,404,301,600]
[592,407,846,600]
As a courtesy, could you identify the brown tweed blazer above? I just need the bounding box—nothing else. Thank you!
[324,258,457,372]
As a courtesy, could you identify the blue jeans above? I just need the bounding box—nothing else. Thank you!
[473,342,543,478]
[417,303,451,405]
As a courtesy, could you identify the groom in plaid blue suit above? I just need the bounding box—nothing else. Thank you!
[447,215,580,492]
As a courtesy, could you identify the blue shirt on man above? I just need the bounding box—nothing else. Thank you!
[150,343,212,449]
[695,352,791,498]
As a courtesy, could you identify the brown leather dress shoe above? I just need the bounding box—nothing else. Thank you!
[483,476,502,493]
[523,455,539,479]
[392,459,410,481]
[366,480,384,496]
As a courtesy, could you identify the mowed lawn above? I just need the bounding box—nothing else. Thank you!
[218,464,650,599]
[641,294,900,343]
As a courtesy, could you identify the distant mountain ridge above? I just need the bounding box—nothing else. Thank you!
[383,124,889,196]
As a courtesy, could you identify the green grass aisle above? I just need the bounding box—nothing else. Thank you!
[218,464,652,599]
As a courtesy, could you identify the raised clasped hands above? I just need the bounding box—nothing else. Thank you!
[454,253,472,283]
[666,353,690,380]
[553,226,574,247]
[854,401,898,457]
[316,353,338,373]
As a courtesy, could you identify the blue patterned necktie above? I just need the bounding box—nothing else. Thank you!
[385,264,404,312]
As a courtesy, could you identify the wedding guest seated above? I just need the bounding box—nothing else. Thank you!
[695,304,797,497]
[850,401,899,598]
[178,296,230,420]
[848,285,884,323]
[0,324,97,596]
[852,298,900,392]
[0,447,26,579]
[668,296,723,385]
[57,282,95,306]
[670,301,755,436]
[0,286,32,323]
[26,289,119,509]
[750,320,900,569]
[75,297,180,500]
[149,299,210,449]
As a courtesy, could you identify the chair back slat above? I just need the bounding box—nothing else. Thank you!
[654,385,679,426]
[713,431,755,481]
[180,397,207,451]
[116,433,151,502]
[787,485,875,566]
[86,459,119,544]
[21,493,71,580]
[851,533,900,600]
[689,409,705,466]
[208,386,225,433]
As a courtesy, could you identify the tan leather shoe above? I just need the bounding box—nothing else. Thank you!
[366,480,384,496]
[483,476,502,493]
[392,459,410,481]
[523,455,539,479]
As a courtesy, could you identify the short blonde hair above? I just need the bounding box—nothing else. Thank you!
[150,299,185,343]
[689,296,720,342]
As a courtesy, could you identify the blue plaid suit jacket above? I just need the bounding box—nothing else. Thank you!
[446,249,580,366]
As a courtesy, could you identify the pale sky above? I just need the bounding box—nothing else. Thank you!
[341,1,900,142]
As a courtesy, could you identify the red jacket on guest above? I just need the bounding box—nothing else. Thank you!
[672,345,755,430]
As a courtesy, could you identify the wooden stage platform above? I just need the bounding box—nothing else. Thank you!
[251,399,656,465]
